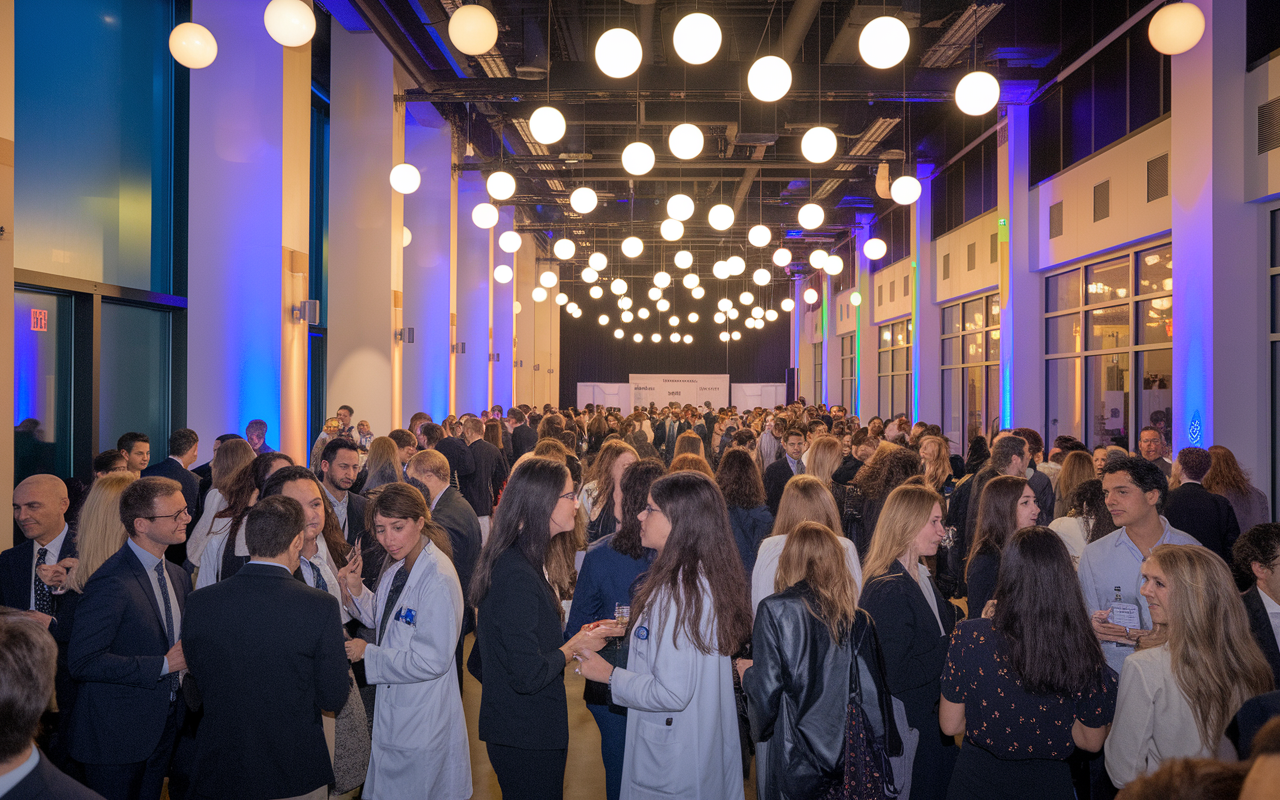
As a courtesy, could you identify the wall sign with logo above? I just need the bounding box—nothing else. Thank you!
[30,309,47,332]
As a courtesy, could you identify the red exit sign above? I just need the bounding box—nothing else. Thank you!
[30,309,47,332]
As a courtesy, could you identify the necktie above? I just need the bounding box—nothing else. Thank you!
[794,458,805,475]
[377,566,409,645]
[309,559,329,593]
[33,547,52,615]
[154,562,180,699]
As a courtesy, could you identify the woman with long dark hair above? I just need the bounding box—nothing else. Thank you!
[1204,444,1271,533]
[564,458,666,800]
[715,448,773,575]
[470,458,621,799]
[940,527,1116,799]
[845,445,923,559]
[197,451,294,587]
[575,471,754,798]
[1053,450,1096,520]
[580,439,638,544]
[187,438,255,565]
[964,475,1039,615]
[361,437,404,497]
[1048,478,1115,565]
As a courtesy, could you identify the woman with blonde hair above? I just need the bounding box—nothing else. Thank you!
[1203,444,1271,533]
[917,435,956,497]
[1053,449,1096,520]
[668,453,714,478]
[64,472,137,595]
[1105,545,1275,787]
[859,483,958,800]
[360,436,404,497]
[673,430,705,460]
[187,438,255,564]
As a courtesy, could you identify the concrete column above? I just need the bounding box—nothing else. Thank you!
[855,214,877,419]
[997,106,1042,430]
[492,207,515,409]
[513,234,537,406]
[455,165,490,414]
[0,0,13,528]
[911,163,940,424]
[279,16,311,461]
[1170,0,1266,470]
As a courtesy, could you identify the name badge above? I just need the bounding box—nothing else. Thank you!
[635,625,649,640]
[394,607,417,626]
[1108,602,1141,629]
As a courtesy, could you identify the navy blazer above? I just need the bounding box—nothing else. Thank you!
[763,457,801,517]
[1164,482,1242,561]
[0,530,77,611]
[510,423,537,464]
[1243,586,1280,688]
[68,543,191,765]
[3,749,104,800]
[430,486,483,632]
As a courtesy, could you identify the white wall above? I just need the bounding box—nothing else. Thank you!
[935,210,1000,302]
[871,256,914,323]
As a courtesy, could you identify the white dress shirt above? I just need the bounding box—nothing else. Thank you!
[0,747,39,795]
[126,538,182,677]
[299,536,350,623]
[323,484,350,535]
[29,524,68,609]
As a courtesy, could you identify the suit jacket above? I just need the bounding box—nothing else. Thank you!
[341,491,385,588]
[461,438,509,518]
[510,423,537,464]
[1164,482,1241,560]
[763,456,801,517]
[431,486,483,634]
[1242,586,1280,688]
[68,543,190,765]
[141,458,201,565]
[183,563,350,800]
[434,436,476,488]
[4,750,105,800]
[0,531,77,611]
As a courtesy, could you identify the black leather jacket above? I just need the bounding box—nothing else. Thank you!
[743,581,902,800]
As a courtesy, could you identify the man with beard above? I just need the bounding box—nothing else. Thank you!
[318,438,378,587]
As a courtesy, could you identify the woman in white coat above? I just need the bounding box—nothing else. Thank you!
[338,483,471,799]
[576,470,755,799]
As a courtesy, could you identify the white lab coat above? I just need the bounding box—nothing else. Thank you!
[347,540,471,799]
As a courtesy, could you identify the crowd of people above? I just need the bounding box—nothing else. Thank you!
[3,398,1280,800]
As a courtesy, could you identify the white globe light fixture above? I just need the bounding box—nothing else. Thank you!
[712,261,731,280]
[852,291,863,306]
[610,278,628,295]
[656,298,670,312]
[955,71,1001,116]
[667,194,695,221]
[801,126,838,163]
[621,310,634,322]
[621,142,655,176]
[823,255,845,276]
[530,106,567,144]
[487,170,516,200]
[674,250,693,269]
[532,286,549,302]
[555,292,568,306]
[653,271,672,289]
[668,316,679,327]
[590,285,604,299]
[748,225,771,247]
[447,3,497,55]
[570,187,598,214]
[670,332,681,343]
[513,300,522,313]
[808,249,828,269]
[168,23,218,69]
[781,297,795,312]
[1148,2,1206,55]
[582,267,599,283]
[726,255,746,275]
[588,252,607,271]
[803,287,819,304]
[539,270,558,288]
[472,202,499,229]
[772,247,792,267]
[264,0,316,47]
[553,238,576,260]
[719,331,730,342]
[683,334,693,344]
[798,203,824,230]
[598,314,610,326]
[595,28,642,78]
[708,204,735,231]
[717,298,733,311]
[660,219,684,241]
[638,307,650,319]
[402,226,413,247]
[647,287,662,302]
[688,312,699,323]
[739,291,754,305]
[752,307,765,318]
[621,236,644,258]
[566,302,578,313]
[633,333,644,343]
[672,12,721,65]
[863,237,888,260]
[389,163,421,194]
[747,56,792,102]
[765,308,779,321]
[727,307,739,320]
[858,16,910,69]
[499,230,522,253]
[715,312,726,324]
[891,175,922,205]
[669,123,704,160]
[731,330,742,341]
[753,268,771,286]
[691,286,705,299]
[493,264,513,284]
[614,329,625,339]
[572,307,583,318]
[682,272,700,290]
[618,296,634,310]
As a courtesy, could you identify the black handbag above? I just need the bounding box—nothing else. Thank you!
[582,636,628,707]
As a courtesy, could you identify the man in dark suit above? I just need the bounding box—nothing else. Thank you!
[69,477,191,800]
[182,496,350,800]
[317,437,381,587]
[1164,446,1241,560]
[505,408,537,465]
[0,613,103,800]
[1233,523,1280,687]
[141,428,201,567]
[763,428,807,516]
[421,423,475,490]
[460,417,510,544]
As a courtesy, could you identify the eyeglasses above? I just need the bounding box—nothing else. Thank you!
[559,492,578,502]
[144,507,190,523]
[642,504,663,516]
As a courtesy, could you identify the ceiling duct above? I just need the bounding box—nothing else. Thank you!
[918,3,1005,68]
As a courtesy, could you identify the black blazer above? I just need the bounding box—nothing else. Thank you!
[475,547,569,750]
[461,438,509,518]
[0,530,77,611]
[1243,586,1280,687]
[763,457,801,517]
[510,423,537,464]
[141,458,201,564]
[341,491,385,588]
[68,543,191,765]
[431,486,483,633]
[1164,482,1242,560]
[4,749,105,800]
[434,436,476,487]
[183,563,350,800]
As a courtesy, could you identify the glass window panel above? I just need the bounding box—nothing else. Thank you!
[1137,244,1173,296]
[1137,349,1173,439]
[986,328,1001,362]
[14,290,73,480]
[986,365,1001,437]
[987,293,1001,325]
[963,299,985,330]
[879,376,891,418]
[943,304,962,335]
[963,333,984,363]
[892,321,906,346]
[1086,353,1130,450]
[892,347,908,373]
[965,367,985,446]
[893,374,909,418]
[1087,305,1130,350]
[1085,257,1131,304]
[1046,357,1083,444]
[880,325,892,349]
[942,336,961,365]
[1137,297,1173,345]
[1046,313,1082,354]
[942,368,963,455]
[879,350,891,373]
[99,302,171,455]
[1047,269,1082,312]
[1272,275,1280,335]
[1274,344,1280,518]
[906,319,913,345]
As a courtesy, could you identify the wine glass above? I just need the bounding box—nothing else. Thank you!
[614,603,631,629]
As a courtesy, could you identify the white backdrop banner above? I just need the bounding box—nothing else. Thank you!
[731,383,788,410]
[629,374,730,409]
[577,383,632,411]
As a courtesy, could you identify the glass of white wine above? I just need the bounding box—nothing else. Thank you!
[614,603,631,630]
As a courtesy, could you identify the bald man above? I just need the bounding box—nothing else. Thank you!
[3,475,77,626]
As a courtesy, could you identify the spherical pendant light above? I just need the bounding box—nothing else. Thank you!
[652,333,663,343]
[719,331,730,342]
[803,287,819,304]
[715,312,727,324]
[688,312,699,323]
[530,106,567,144]
[858,16,910,69]
[589,251,607,271]
[653,271,672,289]
[447,3,498,55]
[674,250,693,269]
[656,298,671,312]
[634,333,644,342]
[823,255,844,276]
[402,226,413,247]
[727,307,739,320]
[590,285,604,299]
[731,330,742,340]
[595,28,642,78]
[691,286,705,299]
[389,163,421,194]
[669,124,704,160]
[955,71,1000,116]
[648,287,663,302]
[852,291,863,306]
[801,126,838,163]
[748,56,792,102]
[808,249,828,269]
[668,316,680,327]
[890,175,922,205]
[555,292,568,306]
[739,291,754,306]
[752,306,765,319]
[621,311,634,322]
[667,331,679,343]
[513,301,522,313]
[498,230,522,253]
[614,328,624,339]
[682,272,700,289]
[672,12,722,65]
[619,296,634,310]
[660,219,684,241]
[621,236,644,258]
[748,225,771,247]
[532,286,548,302]
[569,187,598,214]
[712,261,731,280]
[553,238,576,259]
[863,237,888,260]
[472,202,499,229]
[726,255,746,275]
[765,308,778,321]
[582,267,599,283]
[539,270,558,288]
[753,268,771,286]
[638,307,650,319]
[610,278,628,295]
[781,297,795,312]
[798,203,824,230]
[708,204,735,231]
[168,23,218,69]
[683,334,693,344]
[622,142,655,176]
[1148,2,1205,55]
[598,314,610,326]
[667,194,695,221]
[493,264,513,283]
[264,0,316,47]
[772,247,792,267]
[487,170,516,200]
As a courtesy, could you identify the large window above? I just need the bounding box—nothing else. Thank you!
[840,333,857,412]
[878,319,913,418]
[941,292,1001,455]
[1271,210,1280,520]
[813,343,824,405]
[1044,243,1172,449]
